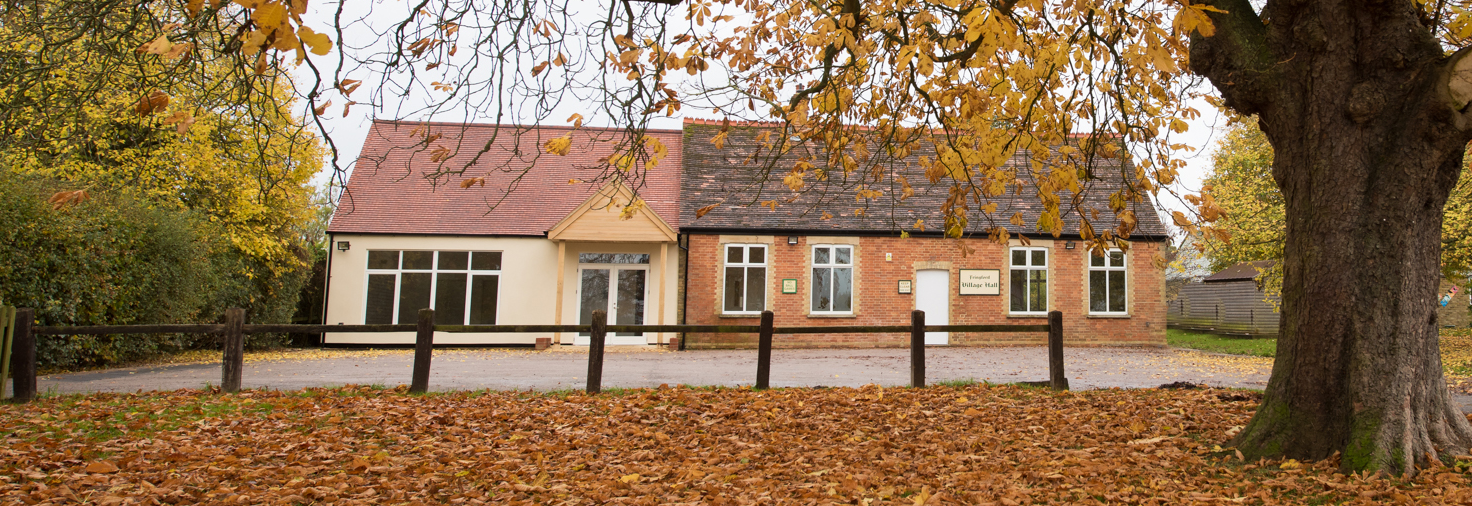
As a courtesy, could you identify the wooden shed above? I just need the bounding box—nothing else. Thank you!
[1167,261,1279,336]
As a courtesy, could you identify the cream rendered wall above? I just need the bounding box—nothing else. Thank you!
[324,234,559,345]
[557,241,681,345]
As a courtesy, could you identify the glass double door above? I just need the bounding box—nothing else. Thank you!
[576,266,648,345]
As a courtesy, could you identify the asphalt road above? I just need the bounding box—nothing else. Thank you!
[8,346,1274,396]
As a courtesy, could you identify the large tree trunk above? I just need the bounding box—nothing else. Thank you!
[1190,0,1472,472]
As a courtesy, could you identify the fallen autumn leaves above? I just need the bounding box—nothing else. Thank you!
[3,384,1471,505]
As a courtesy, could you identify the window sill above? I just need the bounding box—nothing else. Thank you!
[1007,313,1048,319]
[717,313,764,319]
[807,313,857,318]
[1087,314,1131,319]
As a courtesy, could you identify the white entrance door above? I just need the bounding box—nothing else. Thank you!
[575,266,649,345]
[916,269,950,345]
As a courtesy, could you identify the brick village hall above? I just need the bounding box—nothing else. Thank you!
[321,119,1169,348]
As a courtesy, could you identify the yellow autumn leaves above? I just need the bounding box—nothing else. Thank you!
[136,33,193,59]
[125,0,336,132]
[232,0,332,62]
[544,135,572,156]
[542,121,670,174]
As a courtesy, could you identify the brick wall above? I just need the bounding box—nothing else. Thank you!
[682,234,1167,348]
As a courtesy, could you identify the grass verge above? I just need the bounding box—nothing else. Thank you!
[1168,329,1276,357]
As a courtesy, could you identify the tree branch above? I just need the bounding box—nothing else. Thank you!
[932,0,1023,63]
[1438,45,1472,131]
[788,0,866,108]
[1187,0,1280,117]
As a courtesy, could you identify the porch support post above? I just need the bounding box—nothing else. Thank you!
[657,242,668,345]
[555,241,565,345]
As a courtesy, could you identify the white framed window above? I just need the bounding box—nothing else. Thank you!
[364,250,501,325]
[1009,247,1048,315]
[723,244,767,314]
[1090,249,1127,314]
[811,244,854,314]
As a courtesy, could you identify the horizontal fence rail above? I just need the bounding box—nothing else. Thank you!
[8,308,1066,402]
[35,324,230,335]
[32,324,1052,335]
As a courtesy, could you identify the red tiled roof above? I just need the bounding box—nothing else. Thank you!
[684,117,787,128]
[681,117,1123,139]
[329,120,683,236]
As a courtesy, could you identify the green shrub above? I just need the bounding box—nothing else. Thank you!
[0,173,316,368]
[0,174,223,367]
[200,242,313,349]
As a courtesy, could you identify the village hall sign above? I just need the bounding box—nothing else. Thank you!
[959,269,1001,296]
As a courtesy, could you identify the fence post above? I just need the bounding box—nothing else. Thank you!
[1048,310,1068,391]
[587,310,607,394]
[911,310,925,388]
[9,308,34,403]
[410,308,435,394]
[221,308,245,393]
[1,306,14,398]
[756,310,774,389]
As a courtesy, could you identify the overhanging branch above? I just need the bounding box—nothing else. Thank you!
[1440,45,1472,130]
[1187,0,1279,116]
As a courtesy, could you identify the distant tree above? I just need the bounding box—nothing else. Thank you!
[0,1,323,328]
[1199,120,1472,306]
[1164,234,1211,302]
[1442,170,1472,281]
[288,184,337,345]
[1195,121,1284,305]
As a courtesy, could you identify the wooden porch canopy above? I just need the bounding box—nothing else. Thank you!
[547,180,679,343]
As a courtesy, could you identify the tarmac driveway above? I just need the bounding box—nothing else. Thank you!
[11,346,1273,396]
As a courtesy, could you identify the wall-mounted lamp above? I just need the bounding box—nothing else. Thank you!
[787,236,799,245]
[336,241,351,252]
[1065,241,1076,249]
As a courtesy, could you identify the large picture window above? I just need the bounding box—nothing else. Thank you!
[723,244,767,314]
[811,245,853,314]
[364,250,501,325]
[1009,247,1047,314]
[1090,250,1127,314]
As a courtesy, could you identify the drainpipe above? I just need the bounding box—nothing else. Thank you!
[321,232,334,346]
[679,233,689,351]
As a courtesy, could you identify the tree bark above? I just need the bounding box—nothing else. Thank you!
[1190,0,1472,473]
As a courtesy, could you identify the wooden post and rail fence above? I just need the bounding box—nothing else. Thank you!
[2,307,1067,402]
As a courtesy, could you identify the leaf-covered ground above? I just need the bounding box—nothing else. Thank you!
[5,385,1472,505]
